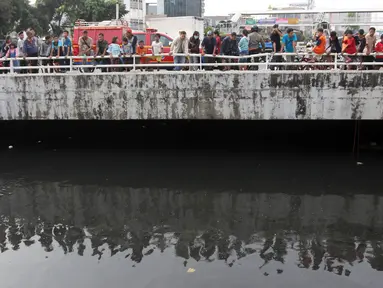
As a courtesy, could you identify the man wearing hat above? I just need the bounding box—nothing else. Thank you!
[248,25,265,70]
[201,31,217,70]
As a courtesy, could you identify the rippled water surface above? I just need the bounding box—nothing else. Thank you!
[1,151,383,288]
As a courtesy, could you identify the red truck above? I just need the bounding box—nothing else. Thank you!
[72,20,174,65]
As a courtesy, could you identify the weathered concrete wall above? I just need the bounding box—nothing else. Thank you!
[1,71,383,120]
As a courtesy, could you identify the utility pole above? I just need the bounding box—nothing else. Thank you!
[307,0,315,10]
[116,1,120,20]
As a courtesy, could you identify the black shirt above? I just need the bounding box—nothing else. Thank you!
[202,37,216,54]
[358,37,366,53]
[270,32,281,52]
[221,37,239,56]
[1,42,10,57]
[97,40,109,55]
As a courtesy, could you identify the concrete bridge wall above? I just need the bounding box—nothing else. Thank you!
[1,71,383,120]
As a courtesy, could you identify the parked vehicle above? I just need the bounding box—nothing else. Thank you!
[145,16,204,39]
[72,20,174,65]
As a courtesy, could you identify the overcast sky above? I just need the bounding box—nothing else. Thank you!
[31,0,382,16]
[204,0,381,15]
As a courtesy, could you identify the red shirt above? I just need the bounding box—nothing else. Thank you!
[215,36,221,54]
[343,37,357,54]
[376,42,383,59]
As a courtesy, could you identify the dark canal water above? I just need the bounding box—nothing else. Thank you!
[1,147,383,288]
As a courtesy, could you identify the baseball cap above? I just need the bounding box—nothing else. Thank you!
[207,31,213,36]
[127,29,132,33]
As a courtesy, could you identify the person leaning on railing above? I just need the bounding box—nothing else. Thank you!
[39,35,52,73]
[221,32,239,71]
[375,34,383,69]
[136,40,149,71]
[1,36,12,74]
[312,28,326,61]
[23,30,39,73]
[107,36,122,72]
[281,28,297,65]
[169,31,189,71]
[364,27,377,70]
[5,42,20,73]
[78,30,93,72]
[201,31,217,71]
[189,31,201,71]
[248,26,265,71]
[238,29,249,71]
[342,30,357,70]
[151,33,164,71]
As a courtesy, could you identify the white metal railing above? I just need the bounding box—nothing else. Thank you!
[1,52,383,74]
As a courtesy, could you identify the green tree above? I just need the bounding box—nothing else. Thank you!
[0,0,48,36]
[77,0,128,22]
[36,0,128,35]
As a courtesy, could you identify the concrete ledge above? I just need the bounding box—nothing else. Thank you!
[1,71,383,120]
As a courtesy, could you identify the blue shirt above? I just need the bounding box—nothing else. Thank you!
[61,37,72,55]
[282,34,297,52]
[238,37,249,53]
[23,37,39,56]
[51,40,62,56]
[107,43,121,56]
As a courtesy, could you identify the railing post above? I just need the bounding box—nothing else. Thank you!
[9,58,14,74]
[265,54,269,70]
[133,55,136,71]
[200,54,203,70]
[334,53,338,70]
[70,57,73,72]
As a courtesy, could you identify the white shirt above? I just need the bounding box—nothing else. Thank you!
[152,41,163,55]
[17,38,25,57]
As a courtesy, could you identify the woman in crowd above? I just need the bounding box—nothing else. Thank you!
[107,37,122,72]
[5,42,20,72]
[188,31,201,71]
[238,29,249,70]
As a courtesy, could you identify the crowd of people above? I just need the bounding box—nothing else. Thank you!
[1,25,383,73]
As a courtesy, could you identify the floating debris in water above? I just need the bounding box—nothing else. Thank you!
[357,162,363,166]
[8,145,13,149]
[187,268,195,273]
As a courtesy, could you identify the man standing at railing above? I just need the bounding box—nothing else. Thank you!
[17,32,26,74]
[221,32,239,71]
[201,31,217,71]
[342,30,357,70]
[270,25,283,67]
[95,33,109,72]
[169,31,189,71]
[214,31,222,70]
[79,30,93,72]
[364,27,377,70]
[312,28,326,60]
[61,30,72,72]
[40,36,52,73]
[23,30,39,74]
[281,28,297,67]
[248,26,265,71]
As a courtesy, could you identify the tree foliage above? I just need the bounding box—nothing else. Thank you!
[1,0,128,36]
[0,0,46,36]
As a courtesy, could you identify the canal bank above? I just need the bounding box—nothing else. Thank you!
[1,71,383,120]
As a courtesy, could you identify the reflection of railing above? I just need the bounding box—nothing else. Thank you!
[1,52,383,73]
